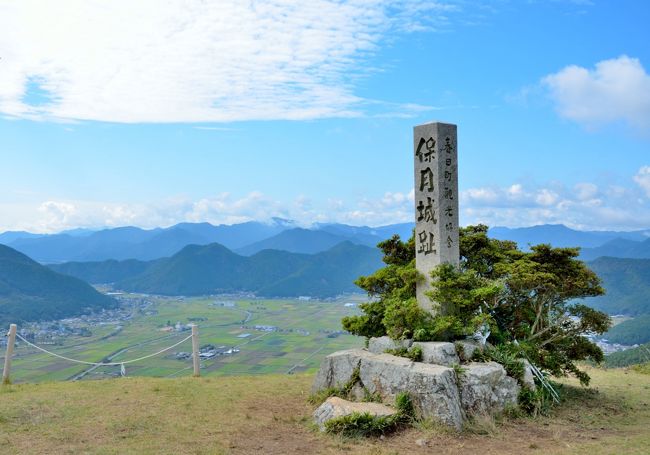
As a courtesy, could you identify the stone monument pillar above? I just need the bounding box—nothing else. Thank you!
[413,122,459,314]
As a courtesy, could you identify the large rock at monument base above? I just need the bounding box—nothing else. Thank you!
[458,362,520,415]
[311,348,361,392]
[412,341,460,366]
[367,336,412,355]
[312,349,464,430]
[313,397,397,431]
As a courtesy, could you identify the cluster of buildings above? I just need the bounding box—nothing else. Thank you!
[6,296,154,345]
[592,337,639,355]
[174,344,240,360]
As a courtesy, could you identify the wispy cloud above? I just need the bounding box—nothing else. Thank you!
[0,0,459,123]
[460,167,650,230]
[634,166,650,198]
[542,55,650,131]
[4,167,650,232]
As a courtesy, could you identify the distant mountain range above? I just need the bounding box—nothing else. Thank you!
[1,220,412,263]
[0,245,116,325]
[580,238,650,261]
[1,219,294,263]
[50,241,383,298]
[2,222,650,324]
[488,224,650,250]
[4,222,650,265]
[47,246,650,316]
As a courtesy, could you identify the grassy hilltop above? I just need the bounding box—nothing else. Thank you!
[1,366,649,454]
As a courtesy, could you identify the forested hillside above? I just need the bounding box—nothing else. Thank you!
[0,245,116,325]
[51,241,383,297]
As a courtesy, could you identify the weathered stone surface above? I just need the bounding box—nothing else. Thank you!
[458,362,519,415]
[313,397,397,431]
[412,341,460,366]
[521,359,536,390]
[312,349,464,429]
[367,336,412,355]
[311,349,360,393]
[413,122,459,313]
[455,339,482,361]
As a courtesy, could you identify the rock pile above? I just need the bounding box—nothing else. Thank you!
[312,337,524,431]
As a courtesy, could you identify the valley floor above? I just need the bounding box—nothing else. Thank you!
[1,366,649,454]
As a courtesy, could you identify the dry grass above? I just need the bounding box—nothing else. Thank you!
[0,366,649,454]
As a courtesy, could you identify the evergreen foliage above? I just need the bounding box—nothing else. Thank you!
[344,225,611,385]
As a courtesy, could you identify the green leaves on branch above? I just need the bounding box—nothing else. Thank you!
[346,225,612,385]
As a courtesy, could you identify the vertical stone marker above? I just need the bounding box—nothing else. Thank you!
[413,122,459,314]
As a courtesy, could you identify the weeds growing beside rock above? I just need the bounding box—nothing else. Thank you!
[324,392,416,438]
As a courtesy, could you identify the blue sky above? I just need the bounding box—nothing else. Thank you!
[1,0,649,232]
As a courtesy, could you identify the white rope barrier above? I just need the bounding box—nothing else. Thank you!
[14,333,193,367]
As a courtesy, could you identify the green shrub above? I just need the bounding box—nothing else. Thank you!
[323,392,415,437]
[324,412,399,437]
[517,383,555,417]
[308,365,362,405]
[483,344,525,382]
[347,225,610,386]
[455,341,467,362]
[452,363,467,379]
[384,345,423,362]
[394,391,415,420]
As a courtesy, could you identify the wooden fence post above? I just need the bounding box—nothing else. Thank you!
[191,324,200,377]
[2,324,17,385]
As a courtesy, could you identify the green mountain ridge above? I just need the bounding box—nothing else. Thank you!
[604,315,650,345]
[0,244,116,325]
[234,227,376,255]
[584,257,650,316]
[51,241,384,298]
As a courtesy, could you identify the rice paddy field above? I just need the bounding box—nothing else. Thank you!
[2,295,365,383]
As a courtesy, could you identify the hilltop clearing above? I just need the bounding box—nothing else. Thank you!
[0,367,648,454]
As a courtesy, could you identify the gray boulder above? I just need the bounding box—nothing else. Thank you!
[454,339,483,361]
[412,341,460,366]
[312,349,464,429]
[312,348,360,392]
[367,336,412,354]
[458,362,519,415]
[521,359,536,390]
[313,397,397,431]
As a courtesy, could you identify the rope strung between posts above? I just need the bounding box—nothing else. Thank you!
[14,333,193,367]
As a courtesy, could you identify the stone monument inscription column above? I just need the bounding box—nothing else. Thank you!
[413,122,459,314]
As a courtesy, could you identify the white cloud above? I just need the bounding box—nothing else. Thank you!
[542,55,650,129]
[574,182,598,201]
[37,201,77,231]
[0,0,455,123]
[5,169,650,233]
[634,166,650,197]
[535,188,559,206]
[460,172,650,230]
[463,187,499,205]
